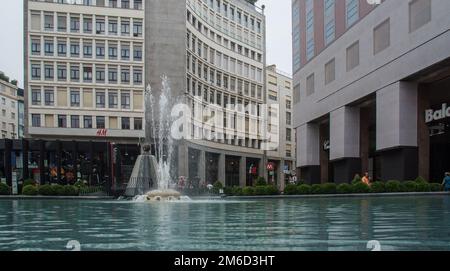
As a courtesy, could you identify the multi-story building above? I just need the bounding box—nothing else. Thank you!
[265,64,296,189]
[0,80,21,139]
[25,0,270,188]
[24,0,146,143]
[292,0,450,183]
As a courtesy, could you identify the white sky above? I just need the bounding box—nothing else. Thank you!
[0,0,292,88]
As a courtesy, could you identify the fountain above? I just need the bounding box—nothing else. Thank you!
[125,76,182,201]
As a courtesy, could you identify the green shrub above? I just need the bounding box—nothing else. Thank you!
[352,182,371,193]
[371,182,386,193]
[401,181,417,192]
[284,184,298,195]
[255,177,267,186]
[297,184,311,195]
[321,183,337,194]
[23,180,36,187]
[385,180,402,193]
[0,183,11,195]
[231,186,243,196]
[51,185,65,196]
[415,176,427,183]
[212,181,224,194]
[430,183,443,192]
[337,183,353,194]
[352,174,362,185]
[311,184,322,194]
[22,185,38,196]
[415,181,431,192]
[265,185,279,195]
[63,185,79,196]
[38,184,53,195]
[242,186,255,196]
[254,185,268,195]
[74,180,87,188]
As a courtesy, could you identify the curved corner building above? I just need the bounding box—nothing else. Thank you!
[25,0,271,188]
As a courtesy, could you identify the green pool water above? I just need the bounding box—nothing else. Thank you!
[1,195,450,251]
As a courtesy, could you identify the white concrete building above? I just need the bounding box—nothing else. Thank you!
[0,80,21,139]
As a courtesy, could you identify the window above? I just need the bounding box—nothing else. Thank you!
[109,19,118,35]
[346,41,359,71]
[70,42,80,57]
[133,70,142,84]
[121,46,130,60]
[44,40,54,55]
[121,92,130,109]
[44,64,54,80]
[83,43,92,57]
[57,41,67,56]
[71,115,80,128]
[83,17,92,33]
[84,116,93,129]
[58,115,67,128]
[325,58,335,85]
[96,67,105,82]
[96,116,105,129]
[96,92,105,108]
[324,0,335,46]
[286,128,292,142]
[346,0,359,28]
[306,73,315,96]
[121,117,130,130]
[286,100,292,110]
[31,39,41,55]
[108,67,118,83]
[58,15,67,32]
[134,46,142,61]
[133,21,142,37]
[70,90,80,107]
[96,44,105,58]
[121,68,130,83]
[374,19,390,55]
[108,91,118,108]
[31,64,41,80]
[32,114,41,127]
[44,14,54,31]
[121,20,130,36]
[70,65,80,81]
[83,66,93,82]
[306,0,315,61]
[44,90,54,106]
[32,89,41,105]
[70,17,80,32]
[409,0,431,33]
[109,45,118,59]
[134,118,142,130]
[96,19,105,34]
[286,112,292,125]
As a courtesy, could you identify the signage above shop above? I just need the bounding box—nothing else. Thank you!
[425,103,450,124]
[96,129,108,137]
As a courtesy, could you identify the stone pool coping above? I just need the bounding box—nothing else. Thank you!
[0,195,114,200]
[219,191,450,200]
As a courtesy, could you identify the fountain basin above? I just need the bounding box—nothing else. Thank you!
[145,189,181,202]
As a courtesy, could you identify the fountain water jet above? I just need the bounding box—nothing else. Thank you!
[125,76,183,201]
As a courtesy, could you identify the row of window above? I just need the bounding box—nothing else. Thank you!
[298,0,432,101]
[30,62,143,85]
[188,12,263,62]
[31,114,143,130]
[30,37,143,62]
[30,88,139,109]
[0,97,16,109]
[33,0,143,10]
[187,53,263,100]
[1,109,16,121]
[30,11,143,38]
[190,0,263,34]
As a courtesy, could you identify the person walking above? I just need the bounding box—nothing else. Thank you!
[442,172,450,192]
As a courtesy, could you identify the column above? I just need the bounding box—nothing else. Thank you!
[218,153,225,186]
[5,139,12,187]
[330,106,361,184]
[319,123,329,183]
[376,81,418,181]
[177,143,189,179]
[239,156,246,187]
[297,123,320,184]
[56,140,62,184]
[198,150,206,184]
[22,139,29,181]
[279,159,285,191]
[417,85,430,180]
[360,107,370,175]
[39,140,45,185]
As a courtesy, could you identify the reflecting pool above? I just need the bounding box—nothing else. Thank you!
[1,195,450,251]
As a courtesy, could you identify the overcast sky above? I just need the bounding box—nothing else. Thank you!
[0,0,292,88]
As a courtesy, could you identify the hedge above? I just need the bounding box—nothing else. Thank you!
[22,185,38,196]
[0,183,11,195]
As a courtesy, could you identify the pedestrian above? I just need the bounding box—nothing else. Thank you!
[442,172,450,192]
[362,172,371,186]
[292,175,298,185]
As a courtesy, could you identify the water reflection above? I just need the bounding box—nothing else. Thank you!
[0,196,449,251]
